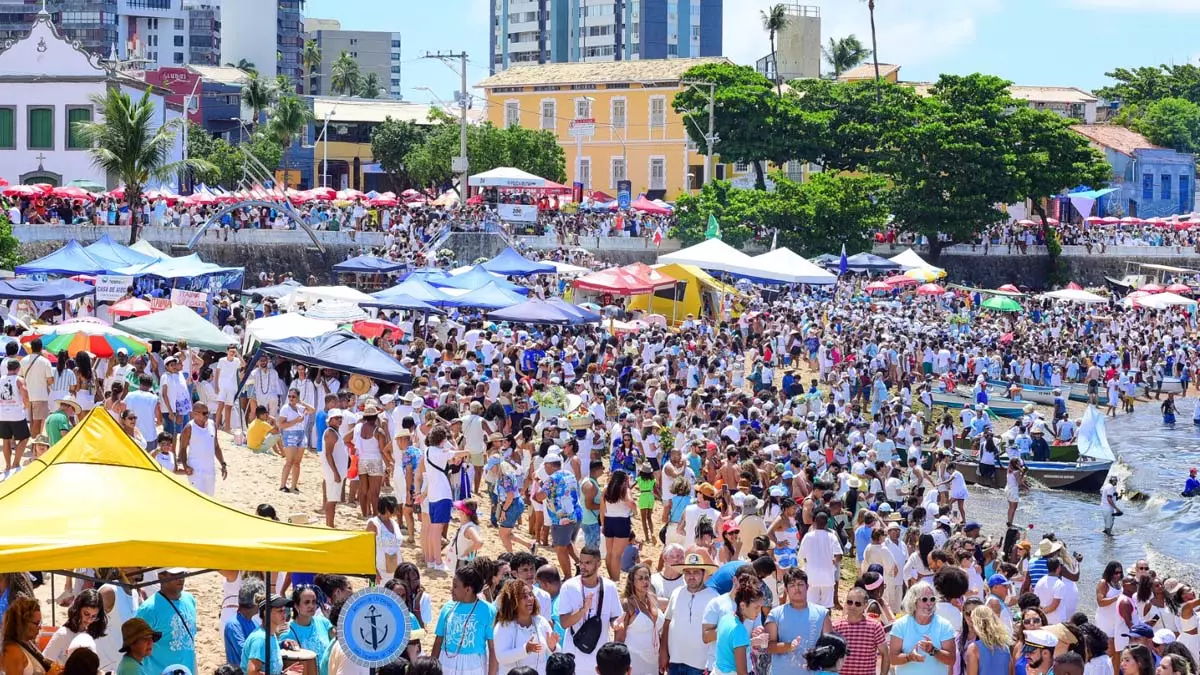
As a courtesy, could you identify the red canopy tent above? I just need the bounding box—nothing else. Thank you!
[532,180,573,196]
[621,262,677,290]
[629,196,670,215]
[1066,282,1083,290]
[590,191,614,202]
[573,266,676,295]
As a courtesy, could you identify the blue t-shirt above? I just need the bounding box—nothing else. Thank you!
[241,628,283,674]
[767,603,830,675]
[135,592,197,675]
[286,616,333,675]
[1027,557,1049,590]
[705,561,746,594]
[222,613,257,666]
[314,410,329,454]
[434,600,496,657]
[888,614,957,675]
[714,613,752,674]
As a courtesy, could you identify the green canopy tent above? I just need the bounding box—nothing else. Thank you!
[115,305,236,352]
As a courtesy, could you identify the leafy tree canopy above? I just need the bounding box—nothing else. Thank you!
[370,117,430,185]
[1132,97,1200,154]
[403,118,566,191]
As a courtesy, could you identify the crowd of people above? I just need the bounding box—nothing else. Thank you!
[877,219,1200,257]
[3,242,1200,675]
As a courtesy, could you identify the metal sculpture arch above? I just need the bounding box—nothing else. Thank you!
[188,199,326,253]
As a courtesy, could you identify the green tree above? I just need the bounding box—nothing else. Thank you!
[267,94,313,187]
[672,180,761,247]
[226,58,257,75]
[1133,97,1200,153]
[241,73,275,131]
[359,72,383,99]
[0,211,23,271]
[403,118,565,190]
[184,122,284,189]
[787,78,921,171]
[773,171,890,254]
[75,89,212,243]
[331,51,361,96]
[275,74,294,96]
[302,39,322,85]
[760,4,788,96]
[1095,64,1200,107]
[370,117,429,185]
[822,35,871,80]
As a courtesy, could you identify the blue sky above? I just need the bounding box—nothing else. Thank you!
[304,0,1200,104]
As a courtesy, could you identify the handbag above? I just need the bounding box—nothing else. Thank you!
[570,581,605,655]
[347,444,360,480]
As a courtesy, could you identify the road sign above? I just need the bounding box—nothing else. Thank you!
[451,156,469,173]
[569,118,595,138]
[336,587,411,668]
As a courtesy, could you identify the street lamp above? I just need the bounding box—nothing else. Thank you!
[314,98,343,188]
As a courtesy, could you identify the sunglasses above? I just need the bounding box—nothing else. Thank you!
[1022,618,1043,626]
[918,596,937,603]
[845,600,865,607]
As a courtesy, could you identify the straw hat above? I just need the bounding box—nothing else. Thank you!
[288,513,318,525]
[1036,539,1063,557]
[30,434,50,448]
[348,374,372,396]
[677,552,718,574]
[58,394,82,414]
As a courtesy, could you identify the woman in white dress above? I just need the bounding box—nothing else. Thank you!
[493,578,557,675]
[42,589,105,666]
[365,495,402,583]
[614,564,662,675]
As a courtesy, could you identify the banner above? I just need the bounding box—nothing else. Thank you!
[617,180,632,210]
[149,298,172,312]
[497,203,539,223]
[170,288,207,309]
[96,275,133,302]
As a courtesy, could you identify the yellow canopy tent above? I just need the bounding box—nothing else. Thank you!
[0,408,374,575]
[628,263,740,324]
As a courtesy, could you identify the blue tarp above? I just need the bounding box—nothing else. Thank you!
[1068,187,1120,199]
[0,278,96,302]
[366,279,456,308]
[842,252,901,273]
[369,293,443,313]
[432,266,530,295]
[332,255,407,274]
[481,247,555,277]
[489,298,602,325]
[83,235,158,270]
[450,281,528,310]
[259,331,412,386]
[400,268,451,283]
[118,254,244,281]
[15,240,109,276]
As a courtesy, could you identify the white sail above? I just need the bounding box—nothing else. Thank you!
[1077,406,1115,462]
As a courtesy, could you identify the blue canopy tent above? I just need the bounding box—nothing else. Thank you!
[489,298,602,325]
[445,281,527,310]
[364,292,443,313]
[118,254,245,290]
[0,278,96,302]
[83,235,158,270]
[481,247,555,277]
[841,253,901,274]
[432,266,530,295]
[332,255,407,275]
[400,268,451,284]
[365,279,456,308]
[15,240,109,276]
[810,254,842,269]
[256,331,412,387]
[546,298,603,323]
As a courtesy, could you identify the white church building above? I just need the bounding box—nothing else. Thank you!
[0,5,184,187]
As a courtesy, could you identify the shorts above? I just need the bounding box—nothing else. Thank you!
[647,456,661,471]
[583,522,601,550]
[551,522,579,548]
[189,470,216,496]
[358,457,385,477]
[163,414,184,435]
[0,419,30,441]
[215,388,235,405]
[468,450,486,467]
[29,401,48,421]
[1005,485,1019,503]
[603,516,632,539]
[500,498,526,529]
[250,433,280,454]
[429,498,453,524]
[281,429,306,448]
[322,459,347,501]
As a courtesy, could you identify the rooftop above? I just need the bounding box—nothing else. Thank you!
[187,64,251,86]
[907,81,1099,105]
[311,97,484,125]
[837,63,901,81]
[475,57,730,88]
[1070,124,1163,156]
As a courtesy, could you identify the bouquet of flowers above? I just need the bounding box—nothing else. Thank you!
[532,385,569,418]
[436,248,455,263]
[659,427,674,455]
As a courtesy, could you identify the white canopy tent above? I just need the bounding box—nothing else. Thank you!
[283,285,376,309]
[889,248,945,274]
[247,313,338,342]
[658,239,755,274]
[543,260,589,275]
[467,167,547,188]
[1124,292,1197,309]
[1038,289,1108,304]
[748,248,837,285]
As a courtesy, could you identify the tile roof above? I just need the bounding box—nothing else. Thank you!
[1008,85,1097,104]
[837,63,900,81]
[1070,124,1163,156]
[311,97,483,125]
[187,64,252,86]
[475,57,730,88]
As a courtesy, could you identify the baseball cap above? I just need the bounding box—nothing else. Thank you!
[1154,629,1176,645]
[986,573,1011,588]
[1123,623,1155,639]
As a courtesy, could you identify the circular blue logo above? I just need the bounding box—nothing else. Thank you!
[336,588,411,667]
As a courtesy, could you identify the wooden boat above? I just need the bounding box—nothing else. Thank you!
[956,458,1113,493]
[931,391,1026,419]
[953,437,1080,462]
[1068,388,1110,405]
[985,379,1072,406]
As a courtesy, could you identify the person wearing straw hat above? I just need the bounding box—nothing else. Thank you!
[662,552,719,675]
[45,393,82,446]
[115,618,161,675]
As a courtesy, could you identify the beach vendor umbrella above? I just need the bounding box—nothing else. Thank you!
[1166,283,1193,294]
[864,281,892,293]
[0,177,7,187]
[981,296,1022,313]
[883,274,918,286]
[109,297,157,318]
[65,179,105,193]
[916,283,946,296]
[1066,282,1083,290]
[904,267,943,282]
[37,323,149,358]
[51,186,95,201]
[350,318,403,340]
[997,284,1020,293]
[301,300,368,323]
[2,185,42,198]
[578,302,601,312]
[1016,219,1035,226]
[1140,283,1165,293]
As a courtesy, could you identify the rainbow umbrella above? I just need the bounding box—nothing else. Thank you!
[35,323,149,357]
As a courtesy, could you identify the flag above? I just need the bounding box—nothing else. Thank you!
[839,244,848,276]
[770,228,778,251]
[705,213,721,240]
[653,226,663,248]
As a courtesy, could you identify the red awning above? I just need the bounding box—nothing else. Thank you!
[574,265,676,295]
[630,195,670,215]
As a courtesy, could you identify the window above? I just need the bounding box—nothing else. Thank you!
[0,108,12,149]
[391,39,401,48]
[611,98,626,129]
[66,106,91,150]
[1162,174,1172,200]
[1143,173,1154,200]
[577,157,591,188]
[786,161,805,182]
[390,65,402,73]
[649,96,665,129]
[504,101,520,128]
[575,97,591,119]
[611,157,626,187]
[173,34,183,46]
[28,107,53,150]
[649,157,666,190]
[1181,175,1191,213]
[174,51,184,64]
[540,100,556,131]
[688,164,703,189]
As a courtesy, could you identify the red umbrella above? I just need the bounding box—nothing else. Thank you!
[307,187,335,201]
[1016,219,1036,226]
[336,189,365,201]
[916,283,946,296]
[2,185,42,198]
[368,197,399,207]
[1166,283,1192,294]
[466,194,484,205]
[1119,216,1141,224]
[864,281,892,293]
[109,297,157,318]
[884,275,919,286]
[1140,283,1165,293]
[1066,282,1082,290]
[0,177,8,187]
[51,186,95,201]
[31,183,54,194]
[108,186,126,200]
[1085,217,1104,225]
[351,319,403,340]
[998,284,1020,292]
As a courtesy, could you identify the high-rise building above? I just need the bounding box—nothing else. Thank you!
[489,0,722,74]
[303,18,402,99]
[754,4,820,83]
[183,0,218,66]
[220,0,304,84]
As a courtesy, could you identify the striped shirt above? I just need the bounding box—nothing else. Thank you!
[833,616,886,675]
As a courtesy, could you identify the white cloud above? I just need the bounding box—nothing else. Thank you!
[722,0,1000,77]
[1067,0,1200,11]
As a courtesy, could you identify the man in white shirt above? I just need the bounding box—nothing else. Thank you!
[19,338,53,436]
[557,547,622,675]
[797,511,843,606]
[461,400,487,491]
[212,346,243,433]
[650,545,686,608]
[662,553,719,675]
[678,484,720,550]
[124,375,162,449]
[250,356,281,417]
[1034,558,1078,623]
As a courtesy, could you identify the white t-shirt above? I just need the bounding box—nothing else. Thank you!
[424,443,455,502]
[558,577,622,675]
[665,585,718,670]
[798,529,842,586]
[651,572,685,606]
[1100,484,1118,512]
[461,413,486,453]
[19,353,52,401]
[680,504,719,549]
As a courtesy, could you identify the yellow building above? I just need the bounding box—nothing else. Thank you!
[476,57,734,200]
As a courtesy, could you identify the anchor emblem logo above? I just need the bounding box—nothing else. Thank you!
[358,604,390,650]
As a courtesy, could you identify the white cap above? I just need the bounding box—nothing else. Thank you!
[544,453,564,465]
[1154,629,1176,645]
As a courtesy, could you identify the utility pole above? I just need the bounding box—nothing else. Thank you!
[422,51,470,198]
[682,80,718,186]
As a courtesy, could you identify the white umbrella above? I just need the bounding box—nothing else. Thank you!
[1038,289,1107,304]
[300,301,368,322]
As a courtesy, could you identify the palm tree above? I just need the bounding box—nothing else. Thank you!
[302,39,321,92]
[226,58,257,75]
[862,0,882,104]
[74,89,213,243]
[241,73,275,131]
[822,35,871,79]
[330,50,361,96]
[267,94,313,188]
[760,3,788,97]
[275,74,294,95]
[358,72,382,99]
